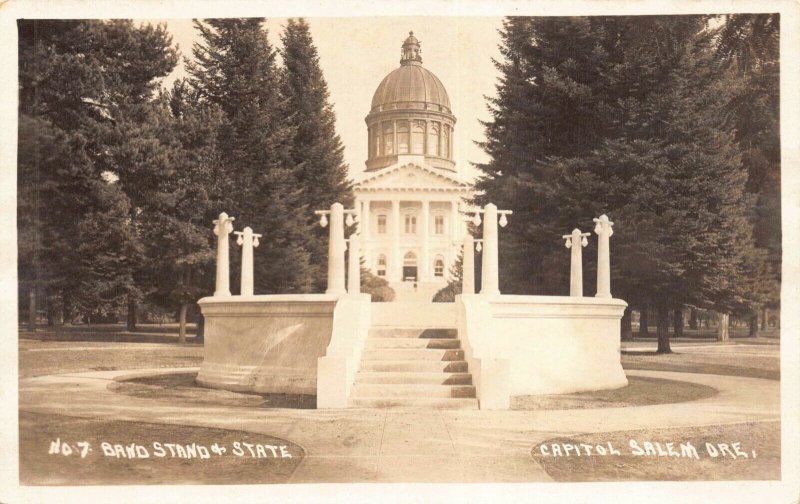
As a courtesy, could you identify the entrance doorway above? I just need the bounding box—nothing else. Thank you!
[403,252,418,282]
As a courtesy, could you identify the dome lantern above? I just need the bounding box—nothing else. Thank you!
[365,31,457,173]
[400,31,422,65]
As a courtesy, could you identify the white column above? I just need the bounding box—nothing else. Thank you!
[421,200,430,282]
[462,234,475,295]
[236,226,261,296]
[347,232,361,295]
[480,203,500,295]
[593,214,614,298]
[213,212,235,297]
[361,198,371,268]
[563,228,587,297]
[451,199,459,243]
[391,199,401,282]
[326,203,346,295]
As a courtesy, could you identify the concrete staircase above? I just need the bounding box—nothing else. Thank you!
[349,327,478,409]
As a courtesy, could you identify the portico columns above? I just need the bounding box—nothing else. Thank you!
[451,199,459,243]
[421,200,430,282]
[391,199,401,282]
[361,199,371,267]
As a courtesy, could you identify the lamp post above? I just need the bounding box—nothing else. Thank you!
[593,214,614,298]
[235,227,261,296]
[469,203,512,296]
[315,203,357,295]
[562,228,590,297]
[212,212,235,297]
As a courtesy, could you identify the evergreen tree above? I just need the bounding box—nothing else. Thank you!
[478,16,763,353]
[17,20,177,323]
[280,18,353,291]
[186,18,314,294]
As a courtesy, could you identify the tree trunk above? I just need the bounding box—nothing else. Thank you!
[716,312,729,341]
[673,307,684,337]
[748,311,759,337]
[621,308,633,341]
[689,307,698,329]
[126,296,137,332]
[656,305,672,354]
[761,307,769,330]
[195,311,204,344]
[178,303,188,344]
[28,288,36,332]
[639,308,650,337]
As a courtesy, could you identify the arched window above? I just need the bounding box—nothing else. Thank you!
[404,214,417,234]
[377,254,387,277]
[443,125,450,158]
[411,120,425,154]
[434,215,445,235]
[382,122,394,155]
[397,121,410,154]
[434,256,445,277]
[427,122,440,156]
[377,214,387,234]
[404,252,417,266]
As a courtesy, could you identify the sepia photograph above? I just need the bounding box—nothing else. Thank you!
[3,0,799,502]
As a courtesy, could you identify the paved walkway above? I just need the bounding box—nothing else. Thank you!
[19,368,780,483]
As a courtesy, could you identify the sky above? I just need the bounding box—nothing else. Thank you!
[156,17,505,183]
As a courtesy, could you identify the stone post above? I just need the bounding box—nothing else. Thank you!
[593,214,614,299]
[327,203,347,295]
[235,227,261,296]
[213,212,235,297]
[462,234,475,295]
[347,233,361,295]
[480,203,500,295]
[391,199,401,282]
[562,228,589,297]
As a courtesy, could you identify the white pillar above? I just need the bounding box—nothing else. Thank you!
[347,232,361,295]
[480,203,500,295]
[593,214,614,299]
[421,200,430,282]
[236,226,261,296]
[563,228,588,297]
[462,234,475,295]
[359,199,371,268]
[213,212,235,297]
[326,203,347,295]
[451,199,459,242]
[391,199,401,282]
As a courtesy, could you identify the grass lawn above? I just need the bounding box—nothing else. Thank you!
[531,421,780,481]
[19,339,204,378]
[511,376,717,410]
[19,411,304,485]
[621,350,780,380]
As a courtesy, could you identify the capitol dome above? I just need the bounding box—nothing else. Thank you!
[365,31,456,172]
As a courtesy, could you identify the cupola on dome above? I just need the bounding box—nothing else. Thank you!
[365,31,456,173]
[369,31,452,114]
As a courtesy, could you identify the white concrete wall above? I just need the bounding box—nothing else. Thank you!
[371,301,456,327]
[317,294,372,408]
[197,294,339,395]
[457,294,628,407]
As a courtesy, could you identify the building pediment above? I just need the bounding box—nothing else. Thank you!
[355,163,471,192]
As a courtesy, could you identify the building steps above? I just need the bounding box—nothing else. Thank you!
[350,325,478,409]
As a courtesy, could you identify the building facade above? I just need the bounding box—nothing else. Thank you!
[354,32,473,297]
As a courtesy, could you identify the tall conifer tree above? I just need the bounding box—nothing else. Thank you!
[186,18,314,293]
[280,18,353,291]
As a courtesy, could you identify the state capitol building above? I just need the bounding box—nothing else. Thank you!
[354,32,474,299]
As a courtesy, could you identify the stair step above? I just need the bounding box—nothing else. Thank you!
[356,371,473,385]
[362,348,464,361]
[368,328,457,339]
[360,360,468,373]
[365,338,460,349]
[352,383,476,398]
[349,397,478,410]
